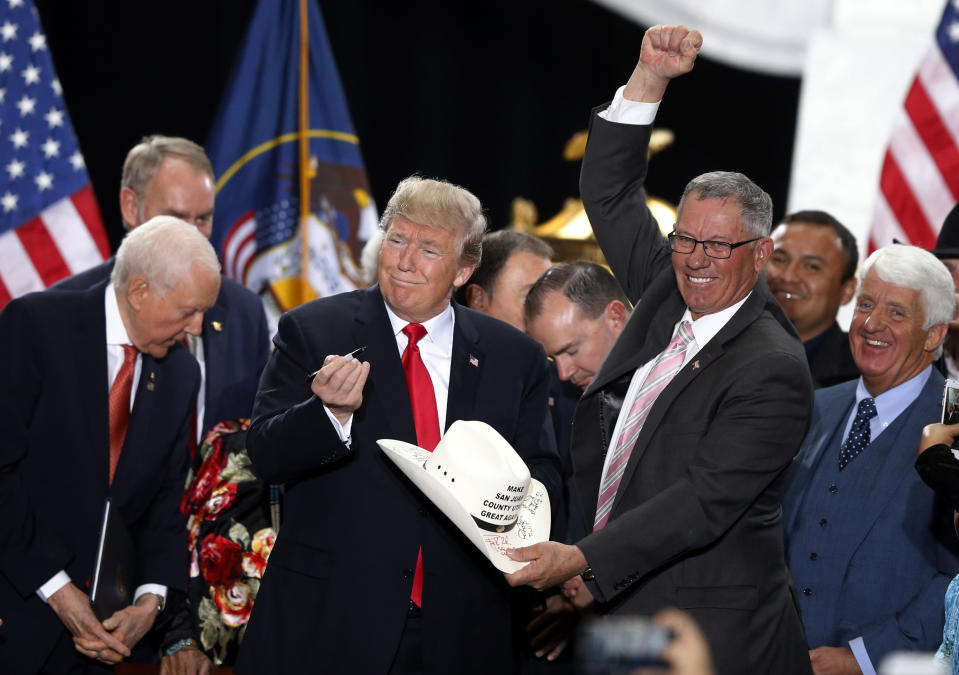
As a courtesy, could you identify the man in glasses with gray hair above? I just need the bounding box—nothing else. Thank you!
[506,24,813,675]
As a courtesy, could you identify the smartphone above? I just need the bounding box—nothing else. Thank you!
[577,615,673,673]
[942,379,959,426]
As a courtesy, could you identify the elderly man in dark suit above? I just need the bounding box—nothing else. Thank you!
[0,217,221,673]
[56,135,269,445]
[54,136,269,671]
[507,25,813,674]
[235,176,561,674]
[783,244,959,674]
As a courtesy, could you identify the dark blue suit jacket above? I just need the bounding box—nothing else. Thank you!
[235,286,561,674]
[783,370,959,665]
[0,283,198,673]
[56,259,269,436]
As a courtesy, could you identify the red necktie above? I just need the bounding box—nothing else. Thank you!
[401,323,440,607]
[108,345,138,485]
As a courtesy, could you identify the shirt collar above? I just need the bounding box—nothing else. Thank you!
[680,292,752,348]
[384,301,455,352]
[104,282,134,346]
[854,365,933,427]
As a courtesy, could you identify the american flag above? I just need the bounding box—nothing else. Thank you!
[0,0,107,307]
[870,1,959,251]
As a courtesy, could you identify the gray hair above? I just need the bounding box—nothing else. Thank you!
[378,175,487,268]
[678,171,773,238]
[112,216,221,297]
[859,245,954,354]
[122,135,214,197]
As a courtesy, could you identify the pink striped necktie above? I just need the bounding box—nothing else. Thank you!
[593,321,694,531]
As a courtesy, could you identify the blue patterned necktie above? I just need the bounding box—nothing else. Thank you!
[838,397,877,471]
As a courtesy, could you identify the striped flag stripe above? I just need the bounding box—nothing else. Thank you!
[888,109,956,227]
[43,193,104,275]
[72,185,111,259]
[16,217,71,287]
[233,229,258,285]
[223,211,255,281]
[870,3,959,251]
[0,227,45,298]
[869,193,908,251]
[919,46,959,143]
[878,152,937,248]
[905,79,959,199]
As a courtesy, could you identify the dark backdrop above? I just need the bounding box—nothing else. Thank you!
[35,0,799,252]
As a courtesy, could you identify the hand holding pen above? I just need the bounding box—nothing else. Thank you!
[307,347,370,425]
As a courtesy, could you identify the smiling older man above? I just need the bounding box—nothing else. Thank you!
[505,25,813,675]
[783,244,959,674]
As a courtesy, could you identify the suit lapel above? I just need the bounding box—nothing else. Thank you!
[782,383,855,533]
[446,304,483,431]
[361,287,418,443]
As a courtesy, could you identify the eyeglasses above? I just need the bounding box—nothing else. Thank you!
[667,232,762,259]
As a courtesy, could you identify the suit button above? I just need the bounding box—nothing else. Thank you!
[803,587,812,596]
[819,518,828,528]
[828,484,838,494]
[403,568,413,579]
[809,552,818,561]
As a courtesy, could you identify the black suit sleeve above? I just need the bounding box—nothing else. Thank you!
[247,310,352,485]
[0,299,72,595]
[579,108,672,304]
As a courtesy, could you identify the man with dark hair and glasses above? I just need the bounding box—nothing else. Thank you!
[505,24,813,675]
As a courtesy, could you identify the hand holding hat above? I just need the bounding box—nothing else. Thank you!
[378,420,551,573]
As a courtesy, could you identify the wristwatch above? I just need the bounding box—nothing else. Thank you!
[580,566,595,581]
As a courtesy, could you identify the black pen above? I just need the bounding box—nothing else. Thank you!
[304,346,368,383]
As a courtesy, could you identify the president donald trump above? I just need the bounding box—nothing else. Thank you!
[236,176,561,674]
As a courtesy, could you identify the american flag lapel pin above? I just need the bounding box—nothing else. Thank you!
[469,354,479,367]
[691,360,700,370]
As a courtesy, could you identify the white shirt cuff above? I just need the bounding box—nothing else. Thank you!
[133,584,167,608]
[324,405,353,446]
[599,85,661,125]
[848,637,877,675]
[37,570,71,602]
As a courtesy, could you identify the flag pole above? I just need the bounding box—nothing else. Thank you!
[298,0,311,299]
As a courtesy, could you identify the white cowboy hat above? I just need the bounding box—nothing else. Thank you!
[378,420,551,573]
